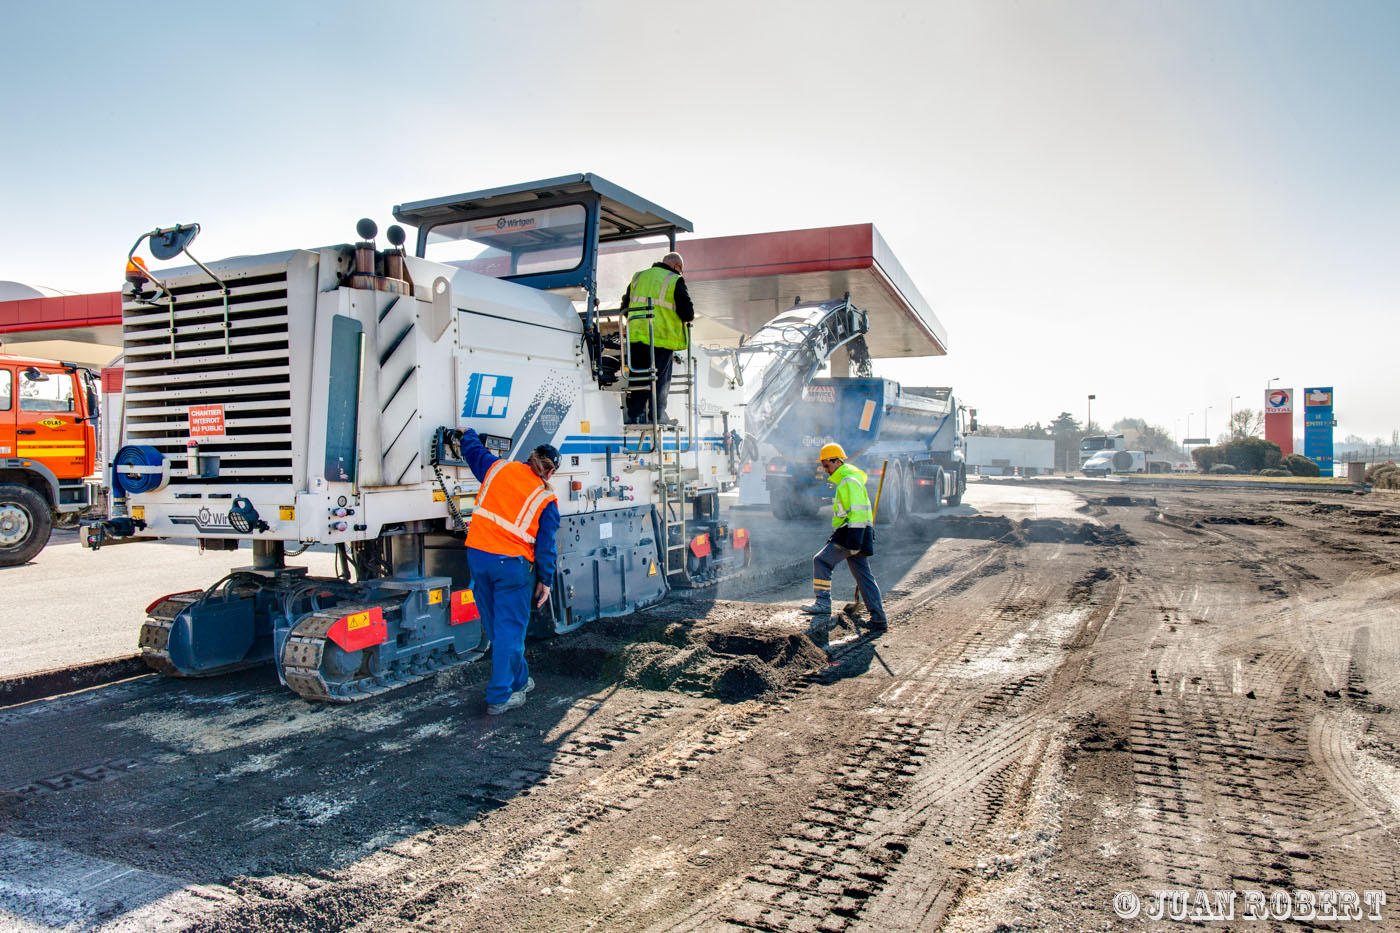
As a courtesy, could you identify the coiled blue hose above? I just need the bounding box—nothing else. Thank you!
[112,445,168,495]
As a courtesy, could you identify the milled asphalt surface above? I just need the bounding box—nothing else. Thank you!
[0,479,1088,680]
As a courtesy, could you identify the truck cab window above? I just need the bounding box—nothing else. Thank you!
[0,369,10,411]
[20,369,73,412]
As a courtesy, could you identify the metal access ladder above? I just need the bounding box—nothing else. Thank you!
[620,304,696,579]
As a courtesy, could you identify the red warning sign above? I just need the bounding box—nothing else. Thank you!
[188,404,226,438]
[451,590,481,625]
[326,607,388,652]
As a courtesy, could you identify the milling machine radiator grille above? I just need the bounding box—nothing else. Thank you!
[122,272,294,485]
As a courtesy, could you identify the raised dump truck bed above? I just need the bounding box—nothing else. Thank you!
[763,379,967,524]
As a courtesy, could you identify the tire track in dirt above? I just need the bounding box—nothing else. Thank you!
[916,495,1400,930]
[677,537,1120,932]
[627,533,1083,932]
[1118,502,1400,901]
[1130,661,1400,896]
[687,719,928,933]
[851,542,1128,931]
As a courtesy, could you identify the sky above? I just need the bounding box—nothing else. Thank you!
[1,0,1396,443]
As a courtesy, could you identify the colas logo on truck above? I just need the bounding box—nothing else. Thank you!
[39,418,66,428]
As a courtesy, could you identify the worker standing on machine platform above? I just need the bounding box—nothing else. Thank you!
[460,429,561,715]
[623,251,694,424]
[801,443,887,632]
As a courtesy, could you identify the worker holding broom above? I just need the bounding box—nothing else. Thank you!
[800,443,887,632]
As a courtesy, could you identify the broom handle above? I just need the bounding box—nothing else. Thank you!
[872,459,889,520]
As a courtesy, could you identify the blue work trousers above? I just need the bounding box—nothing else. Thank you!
[467,548,534,705]
[812,542,886,623]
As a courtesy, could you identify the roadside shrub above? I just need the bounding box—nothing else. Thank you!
[1281,454,1321,478]
[1192,445,1224,471]
[1260,468,1289,477]
[1221,437,1281,473]
[1209,463,1239,475]
[1367,463,1400,489]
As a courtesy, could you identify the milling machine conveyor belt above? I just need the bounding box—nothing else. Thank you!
[729,297,869,449]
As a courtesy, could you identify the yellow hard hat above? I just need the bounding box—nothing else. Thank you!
[818,443,847,461]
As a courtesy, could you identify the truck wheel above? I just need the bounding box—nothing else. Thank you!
[876,464,903,526]
[917,467,943,513]
[0,483,52,567]
[946,467,965,506]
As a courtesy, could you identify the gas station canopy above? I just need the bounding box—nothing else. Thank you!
[0,292,121,365]
[679,224,946,359]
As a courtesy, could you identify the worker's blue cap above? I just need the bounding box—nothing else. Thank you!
[532,444,561,469]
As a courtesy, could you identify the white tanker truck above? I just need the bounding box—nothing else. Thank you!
[87,175,766,702]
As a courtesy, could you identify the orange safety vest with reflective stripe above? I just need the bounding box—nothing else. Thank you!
[465,460,558,561]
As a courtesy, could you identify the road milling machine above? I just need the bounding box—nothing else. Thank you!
[86,175,816,703]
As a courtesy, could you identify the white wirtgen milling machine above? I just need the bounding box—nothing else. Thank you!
[87,175,876,702]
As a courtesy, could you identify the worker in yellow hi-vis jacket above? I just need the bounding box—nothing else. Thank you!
[622,251,695,424]
[801,443,887,632]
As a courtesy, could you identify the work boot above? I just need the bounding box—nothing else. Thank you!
[486,690,528,716]
[522,676,536,694]
[800,602,831,615]
[865,616,888,632]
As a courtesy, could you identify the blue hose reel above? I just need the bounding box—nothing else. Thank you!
[112,445,168,497]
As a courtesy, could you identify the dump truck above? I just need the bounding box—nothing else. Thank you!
[86,175,775,702]
[762,378,971,523]
[0,353,103,565]
[1078,433,1126,467]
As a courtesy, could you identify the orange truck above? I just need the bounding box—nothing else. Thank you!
[0,354,103,565]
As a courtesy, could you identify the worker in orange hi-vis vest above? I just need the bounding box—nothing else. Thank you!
[460,428,561,715]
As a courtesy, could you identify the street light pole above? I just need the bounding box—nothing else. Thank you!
[1229,395,1241,438]
[1205,405,1212,442]
[1087,394,1095,434]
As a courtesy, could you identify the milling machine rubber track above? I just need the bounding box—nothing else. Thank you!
[279,605,476,703]
[137,594,264,678]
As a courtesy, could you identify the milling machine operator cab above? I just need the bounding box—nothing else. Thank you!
[394,174,693,389]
